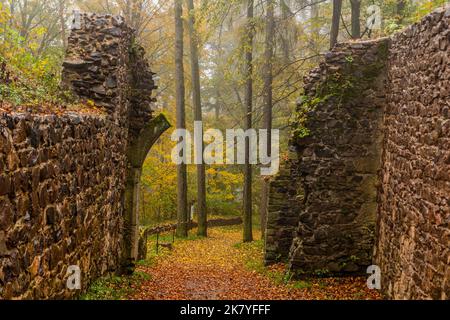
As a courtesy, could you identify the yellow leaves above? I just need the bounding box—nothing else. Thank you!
[204,166,243,214]
[0,5,66,109]
[0,5,7,25]
[140,128,244,220]
[125,227,381,300]
[414,0,447,21]
[86,99,96,107]
[35,26,47,37]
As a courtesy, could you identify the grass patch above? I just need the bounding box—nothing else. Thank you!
[232,237,320,291]
[232,238,291,285]
[143,228,206,263]
[80,271,151,300]
[290,280,313,289]
[81,229,209,300]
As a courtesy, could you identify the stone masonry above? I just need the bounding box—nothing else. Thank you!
[374,8,449,299]
[0,13,170,299]
[265,7,449,299]
[264,151,302,264]
[266,38,388,274]
[0,113,126,299]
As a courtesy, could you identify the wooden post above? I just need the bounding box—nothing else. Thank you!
[156,232,159,254]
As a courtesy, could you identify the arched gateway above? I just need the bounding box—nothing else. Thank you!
[61,13,171,274]
[0,13,169,299]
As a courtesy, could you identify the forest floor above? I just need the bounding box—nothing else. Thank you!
[82,225,381,300]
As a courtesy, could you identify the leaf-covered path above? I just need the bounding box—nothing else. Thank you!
[127,227,381,300]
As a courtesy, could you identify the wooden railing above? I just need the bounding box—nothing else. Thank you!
[141,217,243,238]
[137,217,243,259]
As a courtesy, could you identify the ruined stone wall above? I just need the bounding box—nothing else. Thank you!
[264,151,302,264]
[62,12,155,133]
[266,7,449,299]
[0,113,126,299]
[265,39,388,274]
[374,8,449,300]
[0,13,161,299]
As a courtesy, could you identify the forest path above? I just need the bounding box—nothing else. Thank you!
[128,226,380,300]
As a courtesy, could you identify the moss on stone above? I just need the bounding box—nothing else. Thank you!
[292,41,388,143]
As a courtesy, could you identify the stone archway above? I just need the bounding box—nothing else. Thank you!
[61,13,171,274]
[123,114,170,272]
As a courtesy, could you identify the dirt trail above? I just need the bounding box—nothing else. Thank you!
[128,227,381,300]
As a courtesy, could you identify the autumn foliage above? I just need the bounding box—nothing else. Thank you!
[96,227,382,300]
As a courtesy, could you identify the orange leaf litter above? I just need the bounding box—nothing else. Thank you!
[128,227,381,300]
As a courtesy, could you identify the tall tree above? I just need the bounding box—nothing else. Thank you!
[243,0,254,243]
[397,0,406,25]
[259,0,275,240]
[310,0,320,35]
[280,0,291,64]
[58,0,67,49]
[186,0,207,237]
[6,0,62,55]
[174,0,188,238]
[310,0,321,62]
[330,0,342,48]
[350,0,361,39]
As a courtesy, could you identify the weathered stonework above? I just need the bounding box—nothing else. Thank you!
[266,7,449,299]
[374,8,450,300]
[264,153,302,264]
[265,39,388,274]
[0,13,170,299]
[0,113,126,299]
[62,13,155,134]
[62,12,170,275]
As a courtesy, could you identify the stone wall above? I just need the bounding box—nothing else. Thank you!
[374,8,449,299]
[265,39,388,274]
[0,113,126,299]
[62,12,155,134]
[265,7,449,299]
[62,12,170,275]
[264,151,302,264]
[0,13,169,299]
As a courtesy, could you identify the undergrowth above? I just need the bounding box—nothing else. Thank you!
[80,271,151,300]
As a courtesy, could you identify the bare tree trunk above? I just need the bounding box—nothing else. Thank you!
[215,102,220,120]
[350,0,361,39]
[175,0,188,238]
[58,0,67,49]
[8,0,15,27]
[243,0,254,243]
[330,0,342,49]
[280,0,290,64]
[140,185,146,225]
[124,0,132,25]
[310,0,320,63]
[260,0,275,240]
[260,181,269,237]
[397,0,406,24]
[186,0,207,237]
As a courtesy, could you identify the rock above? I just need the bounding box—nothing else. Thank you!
[28,256,40,277]
[7,150,19,171]
[0,175,11,196]
[103,27,122,36]
[44,206,56,225]
[105,75,117,88]
[267,8,449,300]
[92,85,106,95]
[0,231,9,257]
[0,197,13,229]
[62,59,93,70]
